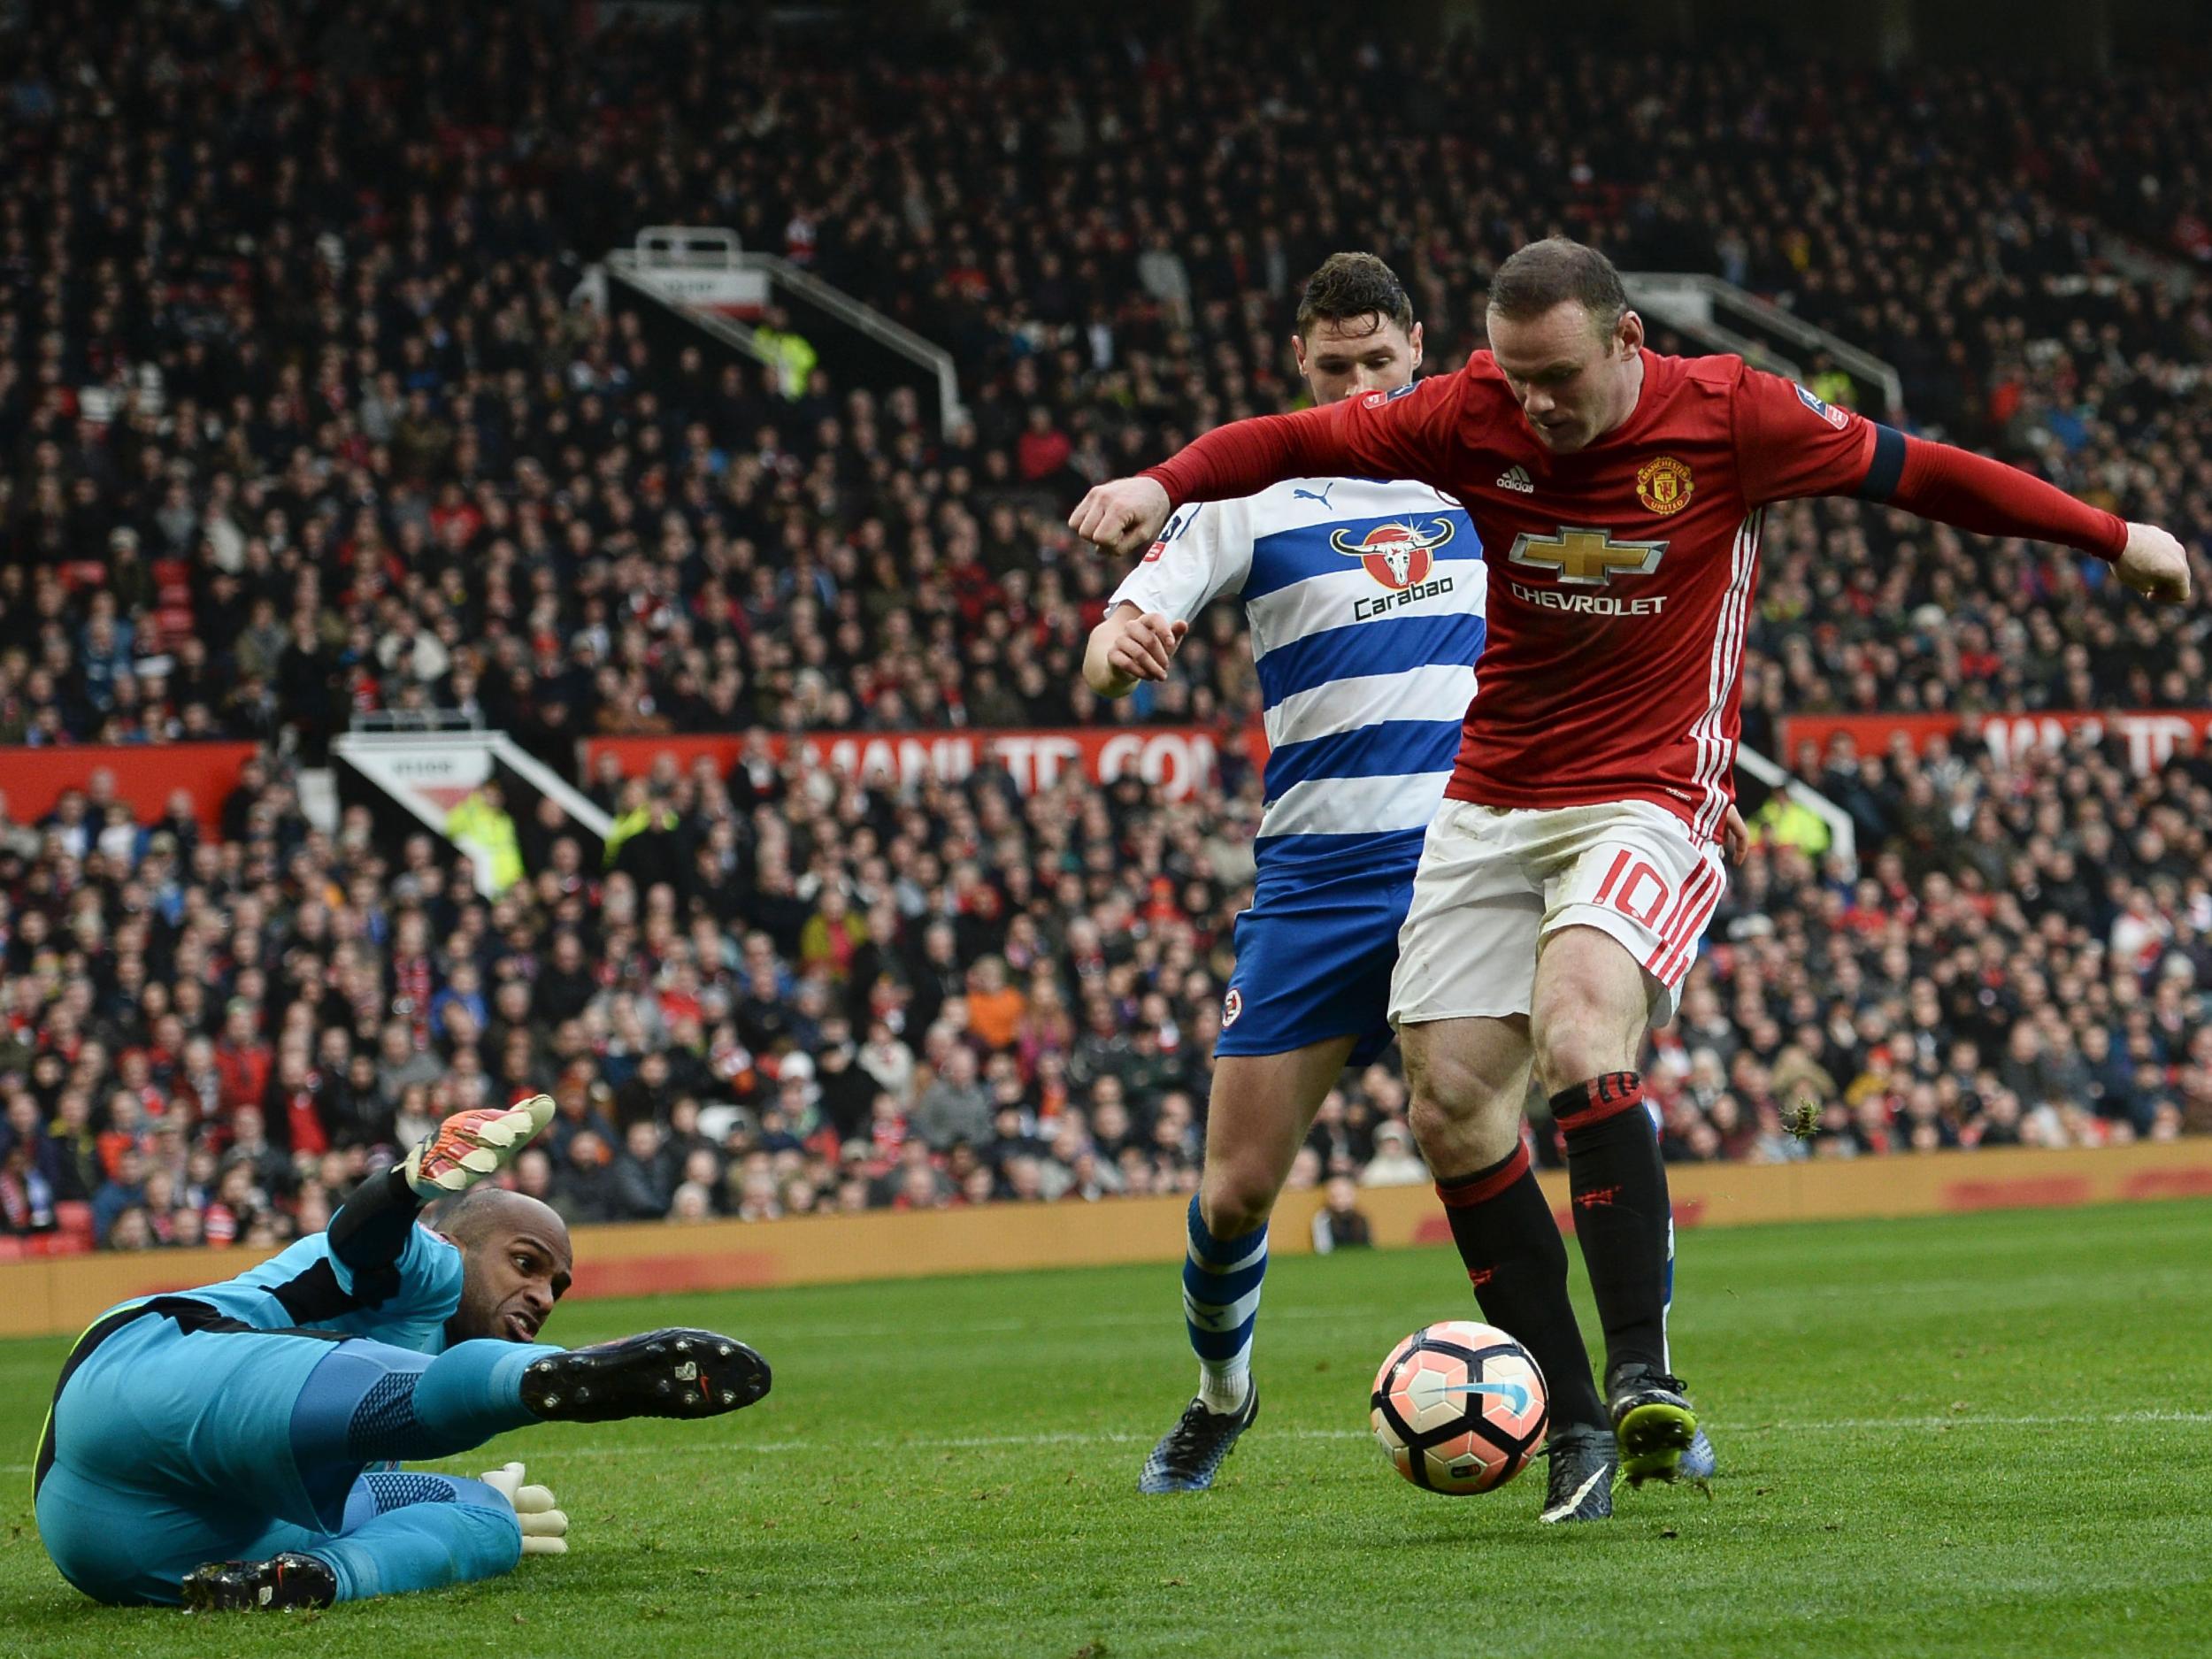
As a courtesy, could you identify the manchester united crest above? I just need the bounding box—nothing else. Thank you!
[1634,456,1694,517]
[1328,519,1456,591]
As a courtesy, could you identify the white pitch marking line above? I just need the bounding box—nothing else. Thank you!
[452,1409,2212,1462]
[8,1409,2204,1477]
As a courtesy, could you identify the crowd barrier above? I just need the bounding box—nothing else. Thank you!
[5,1141,2209,1341]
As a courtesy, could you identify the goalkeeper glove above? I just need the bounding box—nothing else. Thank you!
[403,1094,557,1198]
[480,1460,570,1557]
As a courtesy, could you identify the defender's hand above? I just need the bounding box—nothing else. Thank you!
[1102,611,1188,686]
[1070,476,1172,557]
[481,1461,570,1557]
[2115,523,2190,604]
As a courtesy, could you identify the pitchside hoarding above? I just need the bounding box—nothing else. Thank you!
[580,726,1255,801]
[1781,710,2212,772]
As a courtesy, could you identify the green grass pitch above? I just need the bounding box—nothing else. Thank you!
[4,1199,2209,1659]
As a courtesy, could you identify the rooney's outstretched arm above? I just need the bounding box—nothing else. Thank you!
[1733,365,2187,603]
[1071,374,1466,557]
[1869,426,2124,557]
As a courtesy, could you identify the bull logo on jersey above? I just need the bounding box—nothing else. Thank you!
[1329,519,1456,591]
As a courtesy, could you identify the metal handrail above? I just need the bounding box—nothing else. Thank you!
[1737,742,1856,877]
[632,226,743,267]
[744,253,966,429]
[1627,272,1905,417]
[604,253,780,374]
[351,708,483,733]
[608,233,966,429]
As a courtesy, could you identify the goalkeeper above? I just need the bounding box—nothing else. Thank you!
[34,1095,772,1610]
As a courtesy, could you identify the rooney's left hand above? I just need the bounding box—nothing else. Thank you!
[1723,804,1751,865]
[2116,522,2191,604]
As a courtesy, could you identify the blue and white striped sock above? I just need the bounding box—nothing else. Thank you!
[1183,1194,1267,1414]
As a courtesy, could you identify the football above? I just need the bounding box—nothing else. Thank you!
[1370,1320,1549,1494]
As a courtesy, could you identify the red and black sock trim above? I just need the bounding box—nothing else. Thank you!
[1433,1142,1529,1210]
[1552,1070,1643,1135]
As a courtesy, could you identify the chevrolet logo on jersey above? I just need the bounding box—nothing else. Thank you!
[1506,526,1668,586]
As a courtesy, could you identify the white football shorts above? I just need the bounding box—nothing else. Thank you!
[1388,797,1728,1029]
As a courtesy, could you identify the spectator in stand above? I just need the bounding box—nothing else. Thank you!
[91,1148,148,1245]
[913,1046,994,1152]
[1311,1178,1374,1255]
[1358,1123,1429,1188]
[2,1134,58,1236]
[212,1002,272,1117]
[104,1207,156,1252]
[612,1120,679,1221]
[959,957,1023,1052]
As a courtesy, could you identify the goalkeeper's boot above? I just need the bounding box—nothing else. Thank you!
[1537,1423,1617,1523]
[521,1328,771,1423]
[1680,1425,1717,1482]
[1607,1362,1700,1487]
[1137,1383,1259,1494]
[181,1553,338,1612]
[402,1093,556,1197]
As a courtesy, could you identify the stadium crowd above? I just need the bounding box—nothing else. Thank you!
[5,714,2212,1249]
[2,2,2210,1248]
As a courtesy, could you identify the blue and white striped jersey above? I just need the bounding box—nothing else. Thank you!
[1110,475,1486,872]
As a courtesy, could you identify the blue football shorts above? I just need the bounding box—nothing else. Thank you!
[1216,855,1418,1066]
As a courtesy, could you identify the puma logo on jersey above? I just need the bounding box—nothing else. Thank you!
[1293,482,1337,509]
[1495,465,1534,494]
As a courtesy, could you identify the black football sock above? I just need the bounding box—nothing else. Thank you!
[1434,1144,1606,1433]
[1555,1071,1671,1385]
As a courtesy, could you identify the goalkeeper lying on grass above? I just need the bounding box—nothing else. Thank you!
[34,1094,772,1610]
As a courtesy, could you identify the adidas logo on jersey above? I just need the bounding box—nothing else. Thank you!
[1496,465,1534,494]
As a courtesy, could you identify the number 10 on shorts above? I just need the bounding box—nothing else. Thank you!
[1592,848,1668,926]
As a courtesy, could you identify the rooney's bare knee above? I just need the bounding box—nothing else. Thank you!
[1405,1091,1458,1149]
[1532,996,1647,1093]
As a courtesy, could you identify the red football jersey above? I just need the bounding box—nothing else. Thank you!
[1298,350,1876,841]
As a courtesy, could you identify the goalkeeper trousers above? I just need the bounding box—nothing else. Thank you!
[37,1311,558,1605]
[37,1463,526,1606]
